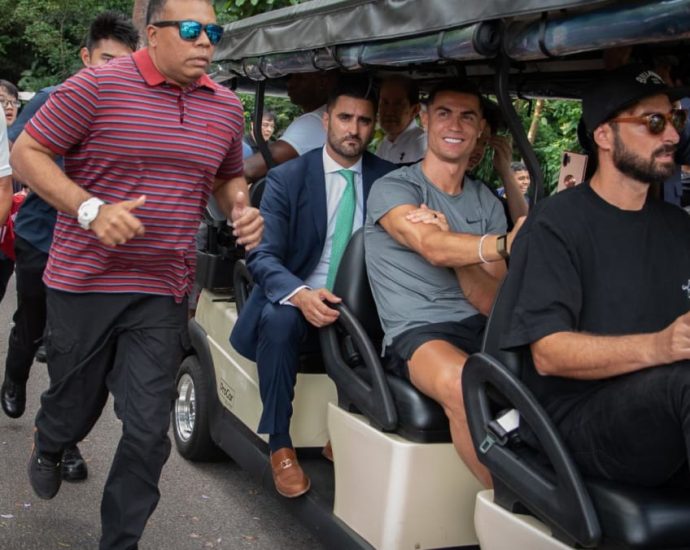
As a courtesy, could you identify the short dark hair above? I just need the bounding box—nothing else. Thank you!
[85,11,139,53]
[0,80,18,100]
[327,76,378,113]
[380,75,420,106]
[480,97,505,135]
[427,79,483,114]
[511,161,527,173]
[146,0,213,24]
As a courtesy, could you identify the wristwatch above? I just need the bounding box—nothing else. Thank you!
[77,197,105,230]
[496,234,509,259]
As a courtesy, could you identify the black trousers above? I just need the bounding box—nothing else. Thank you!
[4,236,48,385]
[0,255,15,303]
[35,290,187,550]
[556,362,690,487]
[255,302,318,435]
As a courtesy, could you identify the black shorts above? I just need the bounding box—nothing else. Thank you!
[388,315,487,378]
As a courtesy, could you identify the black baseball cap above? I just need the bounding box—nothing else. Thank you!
[581,64,690,135]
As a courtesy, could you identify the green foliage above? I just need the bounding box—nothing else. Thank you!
[474,99,582,195]
[237,92,301,137]
[215,0,301,24]
[0,0,33,86]
[519,99,583,193]
[6,0,582,185]
[2,0,133,90]
[3,0,300,88]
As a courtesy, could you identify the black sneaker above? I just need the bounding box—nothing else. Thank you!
[1,378,26,418]
[62,445,88,482]
[35,345,47,364]
[28,447,62,499]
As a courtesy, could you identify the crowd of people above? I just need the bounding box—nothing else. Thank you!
[1,0,690,548]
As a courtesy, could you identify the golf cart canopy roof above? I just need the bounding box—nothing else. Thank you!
[213,0,690,95]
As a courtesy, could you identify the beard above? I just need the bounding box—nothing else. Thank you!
[328,134,366,159]
[612,127,676,186]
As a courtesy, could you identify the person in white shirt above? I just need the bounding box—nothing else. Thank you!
[376,75,427,164]
[244,71,339,182]
[0,111,12,226]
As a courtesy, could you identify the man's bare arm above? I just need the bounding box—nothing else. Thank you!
[213,176,263,251]
[243,140,298,182]
[532,310,690,378]
[455,263,505,316]
[453,206,526,314]
[380,204,518,267]
[213,175,249,216]
[11,132,90,215]
[491,136,528,223]
[500,171,529,224]
[0,175,12,225]
[12,132,146,246]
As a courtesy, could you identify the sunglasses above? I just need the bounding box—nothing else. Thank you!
[152,20,224,45]
[610,108,687,135]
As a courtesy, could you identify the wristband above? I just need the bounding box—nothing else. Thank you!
[478,234,490,264]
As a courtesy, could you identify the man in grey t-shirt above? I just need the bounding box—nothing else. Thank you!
[365,80,524,487]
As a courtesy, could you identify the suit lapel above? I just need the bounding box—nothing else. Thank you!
[306,151,327,246]
[361,152,376,204]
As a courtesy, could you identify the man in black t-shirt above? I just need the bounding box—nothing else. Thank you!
[502,65,690,486]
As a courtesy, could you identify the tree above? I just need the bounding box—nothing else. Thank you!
[474,98,582,195]
[0,0,33,86]
[518,98,583,193]
[237,92,301,137]
[9,0,134,90]
[1,0,302,90]
[214,0,301,23]
[527,99,544,144]
[132,0,148,45]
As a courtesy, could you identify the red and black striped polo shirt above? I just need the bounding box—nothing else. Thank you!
[26,48,244,301]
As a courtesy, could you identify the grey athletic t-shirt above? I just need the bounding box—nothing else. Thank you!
[364,163,507,351]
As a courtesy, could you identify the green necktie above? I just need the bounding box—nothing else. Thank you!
[326,169,356,290]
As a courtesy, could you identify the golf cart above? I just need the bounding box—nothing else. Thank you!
[174,1,690,548]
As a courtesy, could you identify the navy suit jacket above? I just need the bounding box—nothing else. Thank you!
[230,148,395,360]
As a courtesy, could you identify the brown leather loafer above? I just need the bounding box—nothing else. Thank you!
[322,440,334,462]
[270,447,310,498]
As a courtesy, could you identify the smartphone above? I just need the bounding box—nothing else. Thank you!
[557,151,588,192]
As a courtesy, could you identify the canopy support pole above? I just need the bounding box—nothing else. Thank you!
[494,53,544,206]
[253,80,275,170]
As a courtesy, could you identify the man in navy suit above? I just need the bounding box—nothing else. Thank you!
[230,78,395,498]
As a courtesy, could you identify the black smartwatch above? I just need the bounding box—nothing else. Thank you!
[496,234,509,259]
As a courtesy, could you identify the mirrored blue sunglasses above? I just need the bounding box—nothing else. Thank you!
[152,20,224,45]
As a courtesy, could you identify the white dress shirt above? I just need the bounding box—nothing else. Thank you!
[280,147,364,303]
[376,119,426,164]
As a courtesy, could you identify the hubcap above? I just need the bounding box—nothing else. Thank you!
[175,373,196,442]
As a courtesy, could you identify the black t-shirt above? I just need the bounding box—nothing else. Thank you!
[501,182,690,424]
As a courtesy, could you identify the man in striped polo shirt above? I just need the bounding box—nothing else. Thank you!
[10,0,262,548]
[1,10,140,486]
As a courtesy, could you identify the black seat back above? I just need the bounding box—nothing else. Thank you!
[332,230,384,348]
[469,277,690,548]
[333,230,451,442]
[480,279,523,374]
[320,229,397,429]
[320,229,453,441]
[463,279,602,547]
[233,259,254,314]
[250,177,266,209]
